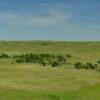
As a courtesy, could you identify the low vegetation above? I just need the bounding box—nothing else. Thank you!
[74,62,98,71]
[0,52,99,72]
[0,53,68,67]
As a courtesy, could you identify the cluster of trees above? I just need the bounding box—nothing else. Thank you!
[0,53,11,58]
[74,62,98,70]
[0,53,72,67]
[0,53,100,71]
[14,53,68,67]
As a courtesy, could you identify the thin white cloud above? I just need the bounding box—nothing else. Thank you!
[0,2,73,27]
[86,24,100,28]
[0,8,71,27]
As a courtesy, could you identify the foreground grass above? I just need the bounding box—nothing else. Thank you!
[0,64,100,100]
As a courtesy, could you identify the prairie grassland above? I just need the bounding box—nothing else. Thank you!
[0,41,100,62]
[0,41,100,100]
[0,64,100,100]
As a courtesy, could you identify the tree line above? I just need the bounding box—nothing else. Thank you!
[15,53,67,67]
[0,53,71,67]
[0,53,99,71]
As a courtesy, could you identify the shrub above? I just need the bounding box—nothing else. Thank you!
[74,62,98,70]
[97,61,100,64]
[51,61,59,67]
[16,59,23,63]
[41,42,49,45]
[94,64,98,68]
[56,55,66,64]
[13,55,20,58]
[41,61,46,66]
[82,64,89,69]
[0,53,11,58]
[86,62,96,70]
[66,54,71,58]
[74,62,82,69]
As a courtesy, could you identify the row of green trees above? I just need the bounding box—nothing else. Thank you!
[0,53,70,67]
[74,62,98,70]
[15,53,67,67]
[0,53,11,58]
[0,53,100,70]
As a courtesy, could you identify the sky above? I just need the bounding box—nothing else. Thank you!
[0,0,100,41]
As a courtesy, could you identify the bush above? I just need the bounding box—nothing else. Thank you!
[41,42,49,46]
[51,61,59,67]
[74,62,82,69]
[87,62,96,69]
[56,55,66,64]
[41,61,46,66]
[0,53,11,58]
[66,54,71,58]
[74,62,98,70]
[16,59,23,63]
[82,64,89,69]
[13,55,19,58]
[94,64,98,68]
[97,61,100,64]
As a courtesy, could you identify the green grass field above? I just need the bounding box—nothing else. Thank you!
[0,41,100,100]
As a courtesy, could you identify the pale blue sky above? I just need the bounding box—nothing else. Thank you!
[0,0,100,41]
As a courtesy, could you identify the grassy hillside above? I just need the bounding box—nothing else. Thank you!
[0,41,100,100]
